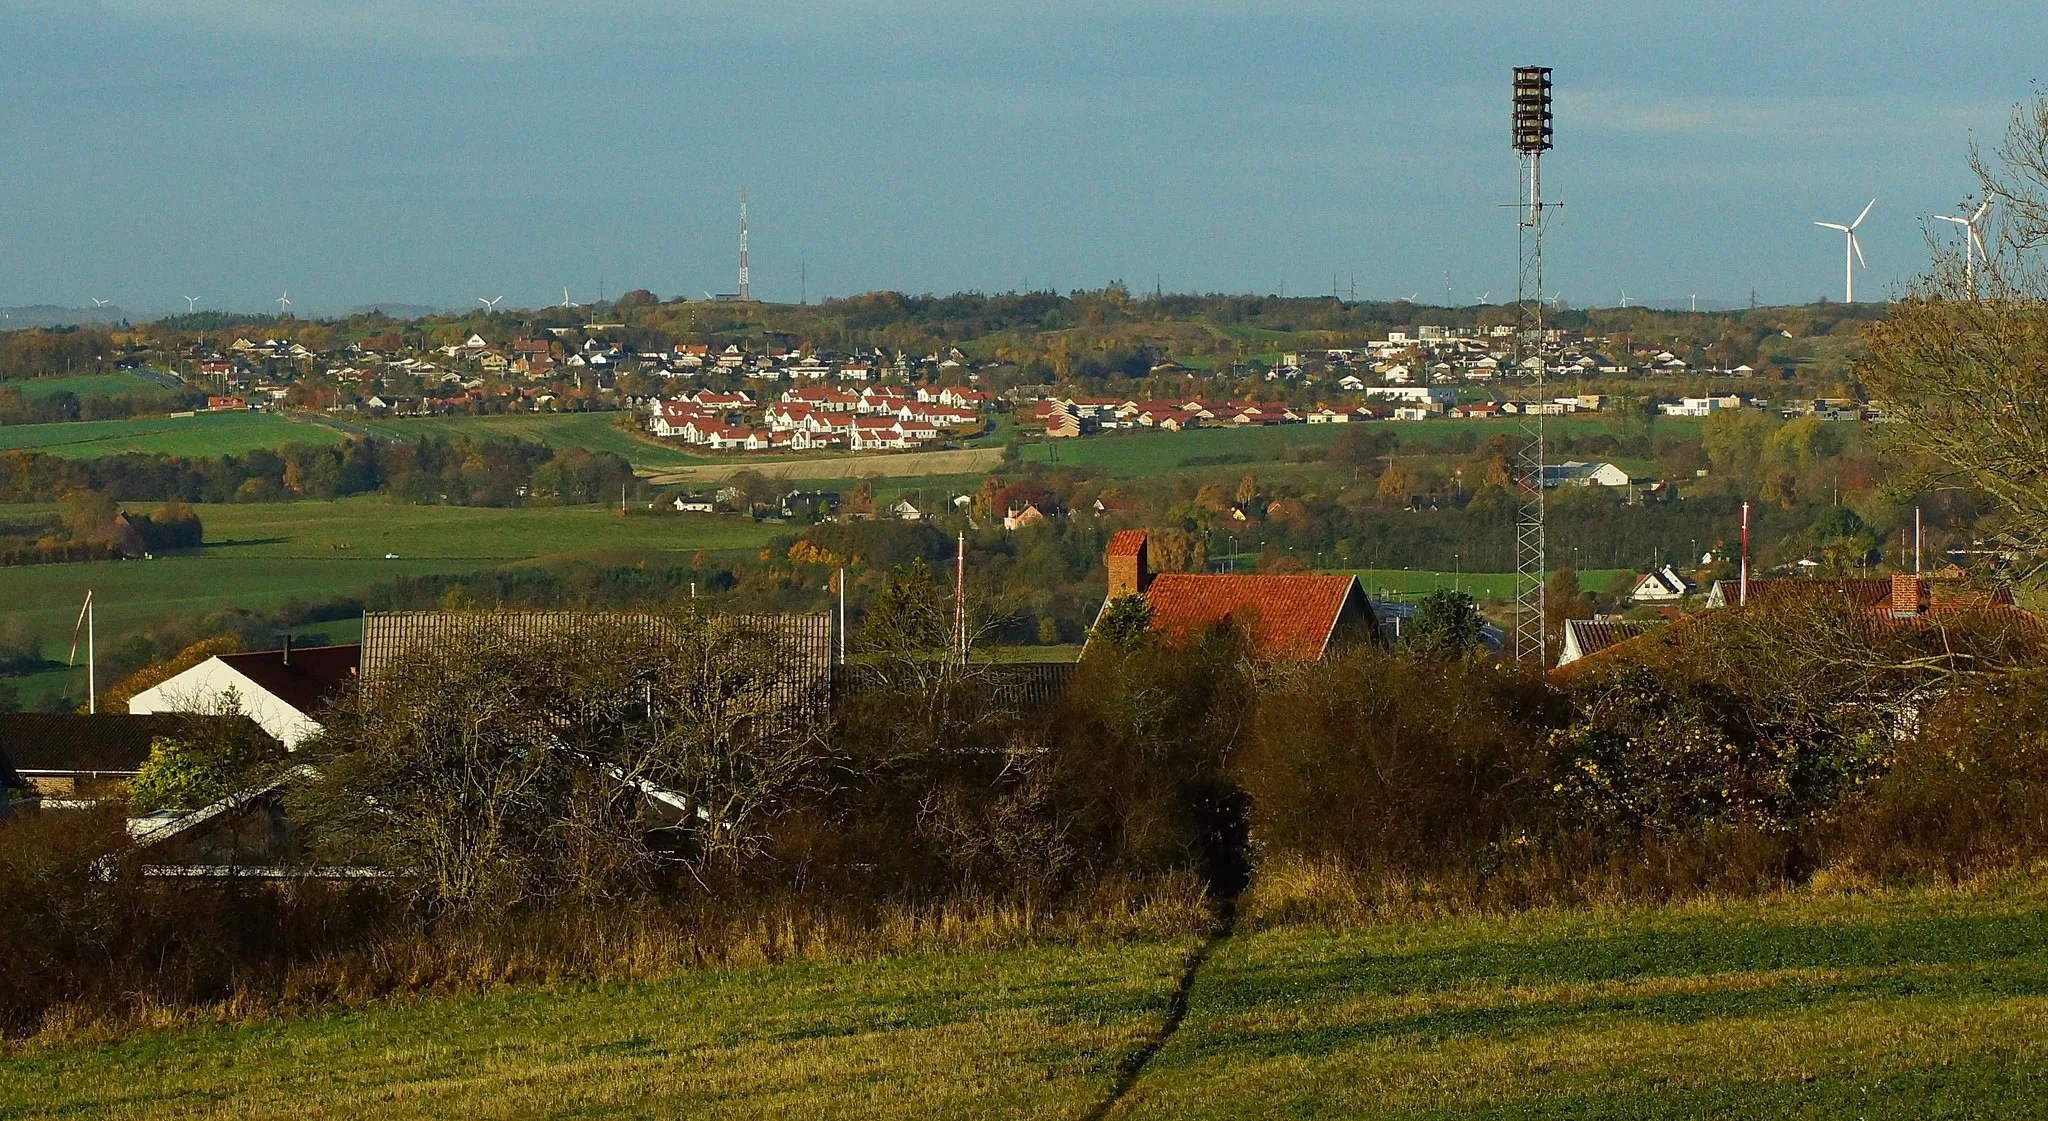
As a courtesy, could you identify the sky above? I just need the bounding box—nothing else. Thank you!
[0,0,2036,317]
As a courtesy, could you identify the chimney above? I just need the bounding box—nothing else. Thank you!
[1890,573,1923,618]
[1107,530,1152,599]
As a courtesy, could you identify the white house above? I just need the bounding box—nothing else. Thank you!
[128,644,359,749]
[1629,566,1696,603]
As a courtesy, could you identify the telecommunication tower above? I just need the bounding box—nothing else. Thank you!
[738,187,751,302]
[1511,66,1556,666]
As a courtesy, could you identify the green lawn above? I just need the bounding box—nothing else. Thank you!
[1119,882,2048,1118]
[1346,567,1631,601]
[365,412,705,469]
[8,372,169,399]
[2,939,1195,1120]
[0,411,346,458]
[8,883,2047,1117]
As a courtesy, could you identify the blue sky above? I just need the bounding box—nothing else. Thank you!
[0,1,2033,315]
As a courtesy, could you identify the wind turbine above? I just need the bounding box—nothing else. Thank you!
[277,289,292,316]
[183,295,200,312]
[559,287,578,309]
[1619,288,1631,308]
[1935,198,1992,293]
[90,297,109,308]
[478,296,504,312]
[1472,291,1491,304]
[1815,198,1875,303]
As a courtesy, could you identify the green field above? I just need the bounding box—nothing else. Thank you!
[1347,566,1631,601]
[0,500,783,704]
[9,373,169,399]
[365,412,705,469]
[0,411,346,458]
[1121,883,2048,1118]
[8,883,2046,1118]
[1017,417,1704,478]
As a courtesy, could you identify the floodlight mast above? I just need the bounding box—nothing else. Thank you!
[1511,65,1555,668]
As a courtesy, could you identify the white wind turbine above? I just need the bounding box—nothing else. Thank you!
[1815,198,1875,303]
[1471,291,1491,304]
[559,287,578,309]
[90,297,109,308]
[184,295,201,312]
[479,296,504,312]
[1935,198,1992,294]
[277,289,292,316]
[1619,288,1631,308]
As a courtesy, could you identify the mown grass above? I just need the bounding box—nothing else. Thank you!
[0,411,347,458]
[365,412,705,469]
[1,939,1196,1120]
[1115,880,2048,1118]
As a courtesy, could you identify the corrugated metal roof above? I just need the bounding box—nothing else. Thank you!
[1143,573,1364,661]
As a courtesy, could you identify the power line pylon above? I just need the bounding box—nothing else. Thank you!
[1511,66,1557,667]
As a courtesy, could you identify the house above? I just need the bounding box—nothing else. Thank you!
[1004,504,1051,530]
[1542,461,1632,488]
[1556,619,1651,667]
[672,494,719,514]
[1092,530,1381,661]
[0,713,272,797]
[1702,573,2018,613]
[1093,496,1139,519]
[205,395,249,411]
[128,643,360,749]
[1630,566,1696,603]
[892,499,924,521]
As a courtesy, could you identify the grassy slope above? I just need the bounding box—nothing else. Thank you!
[5,940,1194,1121]
[1015,417,1702,478]
[10,373,166,399]
[0,501,780,703]
[9,885,2048,1117]
[1120,883,2048,1119]
[364,413,705,469]
[0,411,347,458]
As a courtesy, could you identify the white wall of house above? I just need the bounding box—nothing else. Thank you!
[128,659,323,749]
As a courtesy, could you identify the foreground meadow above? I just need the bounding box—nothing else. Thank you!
[8,882,2048,1118]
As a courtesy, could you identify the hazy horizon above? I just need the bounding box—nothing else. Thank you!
[0,1,2033,317]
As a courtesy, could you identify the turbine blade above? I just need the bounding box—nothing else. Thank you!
[1851,234,1866,269]
[1972,227,1989,257]
[1935,215,1965,225]
[1852,198,1876,228]
[1974,199,1993,222]
[1816,222,1848,231]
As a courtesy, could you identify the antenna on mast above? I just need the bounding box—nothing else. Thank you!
[738,186,751,302]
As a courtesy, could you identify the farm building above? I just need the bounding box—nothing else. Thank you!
[128,643,360,749]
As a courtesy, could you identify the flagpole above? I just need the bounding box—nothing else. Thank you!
[86,591,96,714]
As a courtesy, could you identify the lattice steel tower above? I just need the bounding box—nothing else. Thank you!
[1511,66,1555,666]
[738,186,751,302]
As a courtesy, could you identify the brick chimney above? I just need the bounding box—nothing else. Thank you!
[1890,573,1924,618]
[1106,530,1152,599]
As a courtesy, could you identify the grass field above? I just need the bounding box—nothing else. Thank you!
[0,500,783,705]
[1120,881,2048,1118]
[8,883,2047,1118]
[1346,567,1631,601]
[364,412,706,469]
[1016,416,1705,478]
[0,411,347,458]
[8,373,167,399]
[3,939,1197,1120]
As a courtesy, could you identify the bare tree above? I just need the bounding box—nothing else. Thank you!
[1864,90,2048,580]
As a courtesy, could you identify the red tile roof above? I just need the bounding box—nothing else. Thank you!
[1142,573,1362,661]
[1107,529,1148,559]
